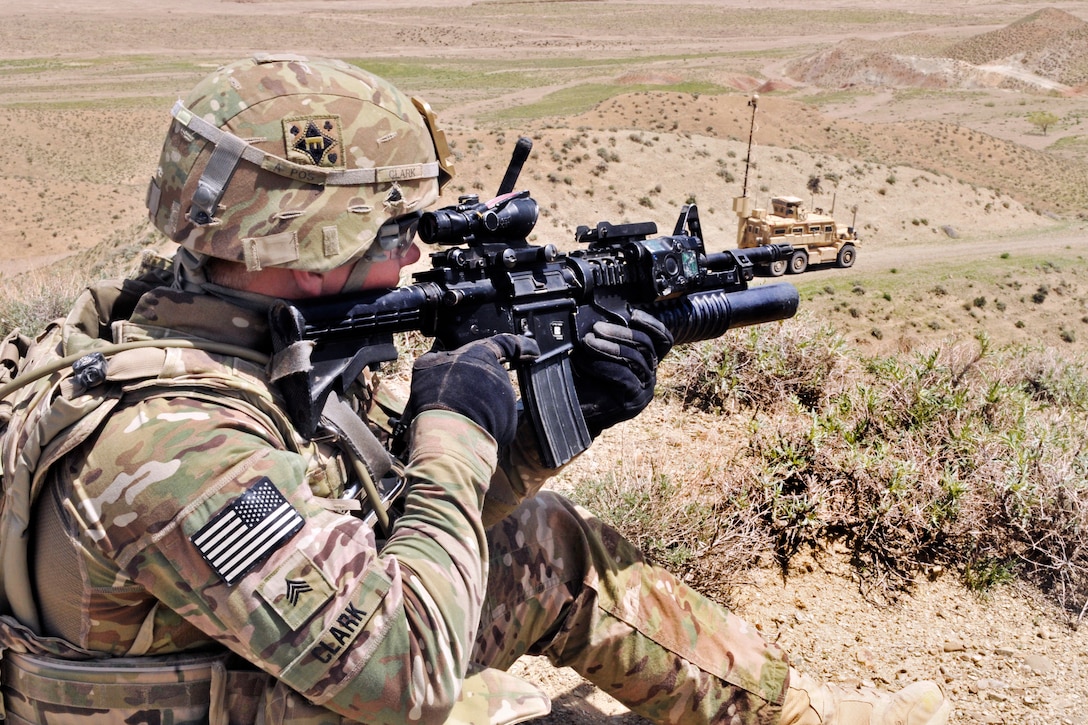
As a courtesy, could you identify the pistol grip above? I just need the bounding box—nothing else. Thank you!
[518,354,592,469]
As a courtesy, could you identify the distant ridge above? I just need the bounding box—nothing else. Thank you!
[785,7,1088,91]
[945,8,1084,65]
[943,7,1088,86]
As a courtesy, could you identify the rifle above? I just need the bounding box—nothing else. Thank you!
[269,138,799,470]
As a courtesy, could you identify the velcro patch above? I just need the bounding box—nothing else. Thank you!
[191,477,303,586]
[258,549,335,630]
[283,115,344,168]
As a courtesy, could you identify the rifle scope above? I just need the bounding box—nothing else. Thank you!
[419,193,539,245]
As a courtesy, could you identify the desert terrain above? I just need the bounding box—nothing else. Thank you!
[2,1,1088,723]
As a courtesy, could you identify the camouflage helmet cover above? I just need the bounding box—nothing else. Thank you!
[146,54,453,273]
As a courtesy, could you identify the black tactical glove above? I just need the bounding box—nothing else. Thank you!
[571,309,674,437]
[404,334,540,448]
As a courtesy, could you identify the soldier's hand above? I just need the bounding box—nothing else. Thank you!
[572,310,673,437]
[404,334,540,448]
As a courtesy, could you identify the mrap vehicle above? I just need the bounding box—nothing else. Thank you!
[733,194,858,277]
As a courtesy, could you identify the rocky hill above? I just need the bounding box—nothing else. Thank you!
[786,7,1088,92]
[945,7,1088,88]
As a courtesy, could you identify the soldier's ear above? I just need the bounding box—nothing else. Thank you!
[288,269,326,298]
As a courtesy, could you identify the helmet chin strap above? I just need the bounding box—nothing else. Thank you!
[340,254,377,294]
[338,211,421,293]
[172,247,212,293]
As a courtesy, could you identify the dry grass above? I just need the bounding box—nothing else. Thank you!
[0,268,86,335]
[944,7,1088,86]
[576,319,1088,622]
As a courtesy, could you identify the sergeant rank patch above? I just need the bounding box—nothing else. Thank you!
[192,477,304,586]
[283,115,344,168]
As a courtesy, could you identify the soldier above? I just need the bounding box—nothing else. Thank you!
[0,55,950,724]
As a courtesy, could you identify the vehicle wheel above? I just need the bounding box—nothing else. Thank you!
[767,259,787,277]
[836,244,856,268]
[788,250,808,274]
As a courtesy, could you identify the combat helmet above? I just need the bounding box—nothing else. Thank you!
[146,53,453,275]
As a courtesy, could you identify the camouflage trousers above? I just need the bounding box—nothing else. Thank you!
[473,492,791,724]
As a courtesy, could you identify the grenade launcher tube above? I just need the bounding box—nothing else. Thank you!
[647,283,799,345]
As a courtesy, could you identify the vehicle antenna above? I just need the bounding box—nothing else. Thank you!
[741,93,758,198]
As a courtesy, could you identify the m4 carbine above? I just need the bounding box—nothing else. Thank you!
[269,138,799,469]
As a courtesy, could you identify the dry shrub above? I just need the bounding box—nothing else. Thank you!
[0,268,85,337]
[660,312,853,413]
[1005,443,1088,623]
[0,222,162,340]
[570,455,771,605]
[615,322,1088,622]
[1010,346,1088,410]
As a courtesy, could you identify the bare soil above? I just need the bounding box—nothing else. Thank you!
[3,2,1088,722]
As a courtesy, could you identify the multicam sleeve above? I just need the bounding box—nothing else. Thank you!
[481,419,566,526]
[372,376,559,528]
[78,397,495,724]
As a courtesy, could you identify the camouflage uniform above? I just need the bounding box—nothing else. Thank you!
[0,53,802,724]
[0,260,789,724]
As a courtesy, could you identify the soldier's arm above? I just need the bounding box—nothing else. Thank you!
[482,419,565,526]
[76,396,492,723]
[372,375,561,527]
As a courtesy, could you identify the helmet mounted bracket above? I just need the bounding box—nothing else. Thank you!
[189,130,247,226]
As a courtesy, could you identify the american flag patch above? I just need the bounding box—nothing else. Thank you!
[191,477,304,586]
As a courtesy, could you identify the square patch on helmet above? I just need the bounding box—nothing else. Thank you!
[283,114,345,168]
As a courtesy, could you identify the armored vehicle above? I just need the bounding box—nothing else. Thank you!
[733,195,858,276]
